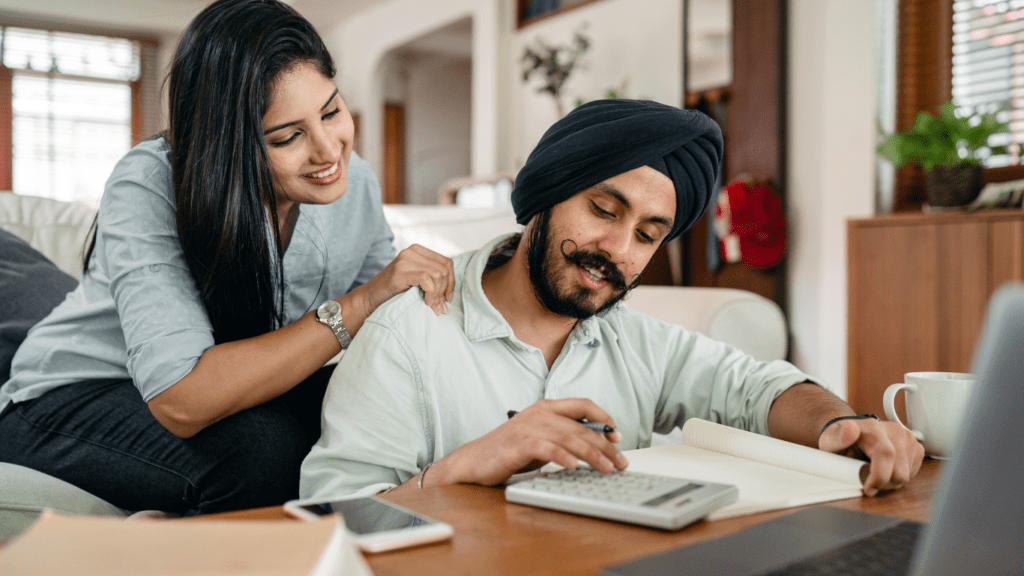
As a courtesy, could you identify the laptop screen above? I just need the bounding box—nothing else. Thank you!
[909,284,1024,576]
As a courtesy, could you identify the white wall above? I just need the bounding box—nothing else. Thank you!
[406,56,473,204]
[787,0,878,397]
[510,0,684,170]
[324,0,509,181]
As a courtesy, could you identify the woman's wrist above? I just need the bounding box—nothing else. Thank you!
[328,290,370,340]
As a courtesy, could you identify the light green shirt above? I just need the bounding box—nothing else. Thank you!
[300,235,822,500]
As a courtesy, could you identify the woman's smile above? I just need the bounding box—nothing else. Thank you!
[302,160,342,184]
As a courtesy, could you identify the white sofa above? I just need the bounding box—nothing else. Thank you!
[0,192,787,537]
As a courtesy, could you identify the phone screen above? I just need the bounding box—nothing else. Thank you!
[298,498,433,535]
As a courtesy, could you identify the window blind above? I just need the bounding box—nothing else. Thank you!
[952,0,1024,167]
[893,0,954,211]
[1,26,142,207]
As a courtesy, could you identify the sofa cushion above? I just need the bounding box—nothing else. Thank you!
[0,463,128,541]
[0,229,78,383]
[382,205,522,257]
[0,193,97,278]
[625,286,788,362]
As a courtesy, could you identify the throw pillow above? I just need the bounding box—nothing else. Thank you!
[0,228,78,382]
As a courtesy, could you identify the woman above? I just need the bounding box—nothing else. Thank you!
[0,0,453,515]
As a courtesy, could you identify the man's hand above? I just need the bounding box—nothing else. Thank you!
[425,399,628,487]
[819,418,925,496]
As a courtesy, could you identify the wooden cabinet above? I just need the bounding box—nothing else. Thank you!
[847,211,1024,418]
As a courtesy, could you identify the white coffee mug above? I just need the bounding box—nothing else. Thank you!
[883,372,975,459]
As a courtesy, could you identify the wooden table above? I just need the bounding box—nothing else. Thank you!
[206,460,943,576]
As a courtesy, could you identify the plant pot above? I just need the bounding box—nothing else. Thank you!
[925,164,984,208]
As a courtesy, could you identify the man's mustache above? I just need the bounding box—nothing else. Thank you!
[559,239,642,292]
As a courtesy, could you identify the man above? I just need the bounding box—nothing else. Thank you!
[300,99,924,501]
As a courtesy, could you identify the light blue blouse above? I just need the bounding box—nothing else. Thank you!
[1,137,395,413]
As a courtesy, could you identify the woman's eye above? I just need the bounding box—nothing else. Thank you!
[270,133,299,148]
[323,108,341,121]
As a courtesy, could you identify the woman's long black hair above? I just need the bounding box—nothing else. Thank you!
[87,0,336,344]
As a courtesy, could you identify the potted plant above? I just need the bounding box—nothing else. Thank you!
[520,25,590,118]
[877,101,1009,208]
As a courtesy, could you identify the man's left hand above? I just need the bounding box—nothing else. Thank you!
[818,418,925,496]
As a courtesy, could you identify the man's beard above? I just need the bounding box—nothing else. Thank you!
[525,210,642,320]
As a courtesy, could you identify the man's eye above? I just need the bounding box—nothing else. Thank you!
[592,203,614,217]
[269,133,299,147]
[638,231,656,244]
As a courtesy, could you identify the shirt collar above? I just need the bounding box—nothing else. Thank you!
[460,234,603,347]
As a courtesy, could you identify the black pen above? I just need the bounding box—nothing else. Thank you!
[506,410,615,435]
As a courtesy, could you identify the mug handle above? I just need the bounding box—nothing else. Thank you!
[883,383,925,442]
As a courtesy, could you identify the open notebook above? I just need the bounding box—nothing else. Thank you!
[623,418,867,519]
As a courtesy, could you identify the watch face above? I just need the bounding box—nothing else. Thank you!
[318,300,341,320]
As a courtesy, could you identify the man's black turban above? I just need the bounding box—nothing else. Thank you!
[511,99,723,243]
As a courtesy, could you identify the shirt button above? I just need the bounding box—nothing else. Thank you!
[149,264,160,273]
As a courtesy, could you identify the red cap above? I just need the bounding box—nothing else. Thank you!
[713,180,786,269]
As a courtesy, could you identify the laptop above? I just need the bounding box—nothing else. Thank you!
[605,284,1024,576]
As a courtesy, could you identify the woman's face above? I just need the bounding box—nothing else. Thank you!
[262,62,354,210]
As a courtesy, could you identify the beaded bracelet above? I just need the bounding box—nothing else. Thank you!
[820,414,880,436]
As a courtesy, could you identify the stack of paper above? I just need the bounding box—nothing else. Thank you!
[0,511,372,576]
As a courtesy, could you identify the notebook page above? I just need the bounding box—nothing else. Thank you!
[623,442,863,520]
[680,419,867,486]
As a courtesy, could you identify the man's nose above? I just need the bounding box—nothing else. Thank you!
[596,226,631,264]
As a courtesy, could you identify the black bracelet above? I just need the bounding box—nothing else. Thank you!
[820,414,880,436]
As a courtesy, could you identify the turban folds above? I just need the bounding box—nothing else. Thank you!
[511,99,724,243]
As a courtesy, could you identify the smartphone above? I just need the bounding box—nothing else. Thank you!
[284,496,454,553]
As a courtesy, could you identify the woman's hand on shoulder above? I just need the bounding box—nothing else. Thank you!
[361,244,455,317]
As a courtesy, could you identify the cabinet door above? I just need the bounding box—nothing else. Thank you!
[848,222,939,417]
[847,216,1019,419]
[935,221,989,373]
[991,220,1024,293]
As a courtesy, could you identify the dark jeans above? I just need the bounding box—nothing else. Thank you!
[0,366,333,516]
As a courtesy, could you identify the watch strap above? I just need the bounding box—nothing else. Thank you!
[326,315,352,349]
[318,301,352,350]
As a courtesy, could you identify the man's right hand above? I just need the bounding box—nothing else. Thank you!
[425,399,628,487]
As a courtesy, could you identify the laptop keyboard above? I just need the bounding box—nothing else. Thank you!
[764,521,923,576]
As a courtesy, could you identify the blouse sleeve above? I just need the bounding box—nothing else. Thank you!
[96,142,215,402]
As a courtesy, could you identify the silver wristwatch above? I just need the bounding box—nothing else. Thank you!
[316,300,352,349]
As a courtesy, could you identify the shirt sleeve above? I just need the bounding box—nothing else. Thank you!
[97,144,215,401]
[300,315,428,500]
[629,313,826,437]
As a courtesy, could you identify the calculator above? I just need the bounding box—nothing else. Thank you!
[504,468,738,531]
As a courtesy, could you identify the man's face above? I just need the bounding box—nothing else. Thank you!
[526,166,676,319]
